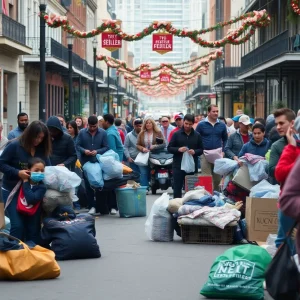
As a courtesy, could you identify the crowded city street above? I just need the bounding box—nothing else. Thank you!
[0,193,273,300]
[1,0,300,299]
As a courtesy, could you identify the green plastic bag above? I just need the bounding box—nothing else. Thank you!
[200,245,272,299]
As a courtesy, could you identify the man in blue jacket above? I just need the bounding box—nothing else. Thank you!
[196,104,228,190]
[102,114,124,162]
[76,116,109,214]
[8,112,29,140]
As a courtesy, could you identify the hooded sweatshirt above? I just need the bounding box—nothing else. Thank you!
[46,116,77,170]
[106,125,124,162]
[238,138,269,157]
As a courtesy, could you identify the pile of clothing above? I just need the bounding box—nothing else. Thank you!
[166,187,243,238]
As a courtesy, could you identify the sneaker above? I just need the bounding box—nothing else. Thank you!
[88,207,96,215]
[110,208,117,215]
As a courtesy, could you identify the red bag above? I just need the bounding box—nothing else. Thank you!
[16,186,40,216]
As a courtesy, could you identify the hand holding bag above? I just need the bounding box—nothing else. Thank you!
[0,232,60,280]
[204,147,223,164]
[265,223,300,300]
[134,152,149,166]
[181,151,195,173]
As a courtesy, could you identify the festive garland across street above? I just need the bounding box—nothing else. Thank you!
[291,0,300,14]
[42,10,270,47]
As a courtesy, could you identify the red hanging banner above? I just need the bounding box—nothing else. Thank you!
[152,33,173,55]
[140,69,152,80]
[160,73,171,84]
[102,31,122,52]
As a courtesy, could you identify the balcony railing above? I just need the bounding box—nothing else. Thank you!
[185,85,212,101]
[1,14,26,45]
[240,30,290,74]
[26,37,104,80]
[192,85,211,95]
[104,77,117,86]
[215,67,241,82]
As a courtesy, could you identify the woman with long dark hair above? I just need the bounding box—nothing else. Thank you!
[66,120,79,142]
[0,121,51,243]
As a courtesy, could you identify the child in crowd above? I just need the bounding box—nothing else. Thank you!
[19,157,47,244]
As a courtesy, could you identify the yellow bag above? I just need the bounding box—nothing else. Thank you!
[76,159,82,169]
[122,164,133,174]
[0,233,60,280]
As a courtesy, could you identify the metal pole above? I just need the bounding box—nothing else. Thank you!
[264,73,268,118]
[107,65,110,114]
[93,47,97,115]
[116,76,119,117]
[39,3,47,122]
[68,44,73,120]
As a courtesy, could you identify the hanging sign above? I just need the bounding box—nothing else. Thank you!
[140,69,151,80]
[160,73,171,84]
[102,31,122,52]
[152,33,173,55]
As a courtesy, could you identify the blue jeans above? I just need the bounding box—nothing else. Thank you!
[129,162,141,174]
[275,209,296,254]
[138,165,150,187]
[2,189,42,244]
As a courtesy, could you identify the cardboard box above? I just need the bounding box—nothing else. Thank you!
[245,197,278,242]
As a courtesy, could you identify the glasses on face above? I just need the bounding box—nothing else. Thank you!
[162,120,169,123]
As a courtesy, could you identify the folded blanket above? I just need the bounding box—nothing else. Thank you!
[178,217,237,227]
[178,206,240,229]
[178,205,202,216]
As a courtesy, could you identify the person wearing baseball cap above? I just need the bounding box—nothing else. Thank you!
[225,114,252,165]
[97,116,104,128]
[168,114,184,142]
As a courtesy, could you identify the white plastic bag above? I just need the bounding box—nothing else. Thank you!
[135,152,149,166]
[44,166,81,192]
[145,193,174,241]
[214,158,238,176]
[181,152,195,173]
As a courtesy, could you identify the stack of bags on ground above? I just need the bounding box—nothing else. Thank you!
[145,188,243,243]
[42,166,101,260]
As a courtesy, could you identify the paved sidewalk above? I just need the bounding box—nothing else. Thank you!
[0,194,272,300]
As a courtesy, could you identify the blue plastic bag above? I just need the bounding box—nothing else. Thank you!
[97,150,119,161]
[97,153,123,180]
[82,162,104,188]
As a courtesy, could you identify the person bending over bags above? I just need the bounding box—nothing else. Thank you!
[0,121,51,244]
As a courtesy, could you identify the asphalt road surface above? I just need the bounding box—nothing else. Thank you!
[0,192,272,300]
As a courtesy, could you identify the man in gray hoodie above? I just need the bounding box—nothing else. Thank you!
[124,119,143,173]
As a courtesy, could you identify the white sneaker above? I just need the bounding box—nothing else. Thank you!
[88,207,96,215]
[110,208,117,215]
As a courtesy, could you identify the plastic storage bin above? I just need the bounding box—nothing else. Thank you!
[115,187,147,218]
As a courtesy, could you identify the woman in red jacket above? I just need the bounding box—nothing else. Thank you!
[275,123,300,253]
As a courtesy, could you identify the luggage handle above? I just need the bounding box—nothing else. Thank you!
[0,231,22,243]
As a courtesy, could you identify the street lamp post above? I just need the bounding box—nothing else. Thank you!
[92,38,98,115]
[107,65,110,114]
[67,34,74,120]
[116,75,119,117]
[39,0,47,122]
